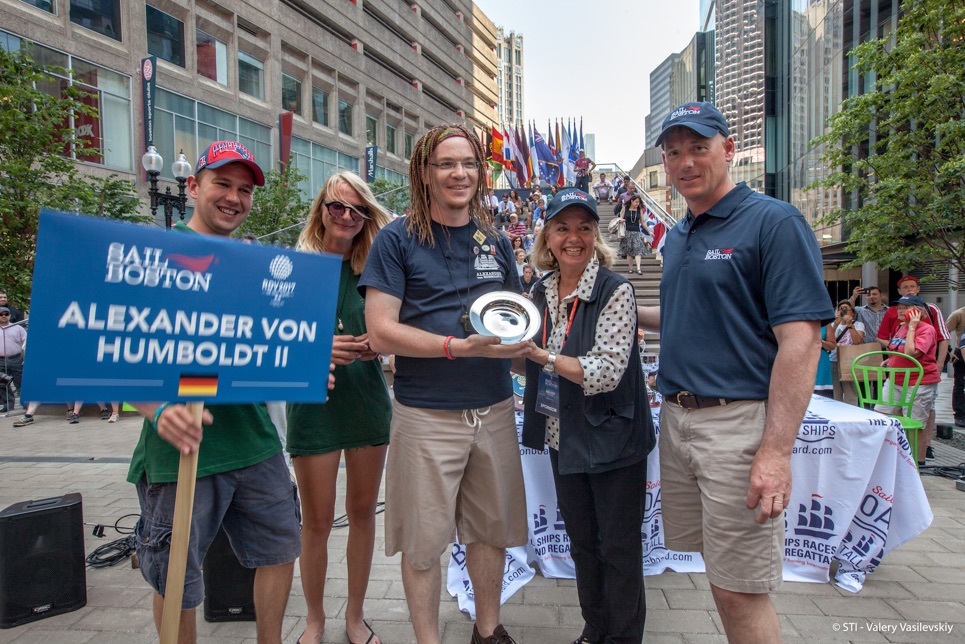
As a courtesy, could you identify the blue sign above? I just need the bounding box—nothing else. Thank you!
[23,210,340,403]
[365,145,378,183]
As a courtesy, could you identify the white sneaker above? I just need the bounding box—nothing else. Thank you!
[108,412,119,423]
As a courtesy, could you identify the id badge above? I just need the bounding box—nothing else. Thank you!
[536,370,560,418]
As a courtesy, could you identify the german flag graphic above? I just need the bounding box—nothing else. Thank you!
[178,374,218,397]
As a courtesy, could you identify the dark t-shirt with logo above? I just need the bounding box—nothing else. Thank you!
[658,183,835,400]
[359,217,521,409]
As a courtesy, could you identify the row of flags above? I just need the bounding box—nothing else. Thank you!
[482,119,585,189]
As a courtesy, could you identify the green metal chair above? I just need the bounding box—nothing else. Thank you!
[851,350,924,467]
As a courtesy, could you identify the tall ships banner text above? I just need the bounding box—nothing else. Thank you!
[448,396,932,615]
[23,211,340,403]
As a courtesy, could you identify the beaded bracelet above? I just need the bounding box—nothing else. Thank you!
[152,402,172,430]
[443,335,456,361]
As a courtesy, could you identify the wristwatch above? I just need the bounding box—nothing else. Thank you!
[544,351,557,373]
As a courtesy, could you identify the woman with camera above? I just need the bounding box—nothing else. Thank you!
[828,299,865,405]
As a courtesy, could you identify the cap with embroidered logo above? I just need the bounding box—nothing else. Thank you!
[656,102,730,147]
[195,141,265,186]
[544,187,599,222]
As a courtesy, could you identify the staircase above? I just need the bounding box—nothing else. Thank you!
[603,229,662,364]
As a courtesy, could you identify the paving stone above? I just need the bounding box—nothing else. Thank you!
[896,581,965,603]
[909,566,965,584]
[2,629,96,644]
[811,596,903,619]
[69,607,155,632]
[859,565,928,583]
[776,580,843,596]
[679,635,728,644]
[517,625,589,644]
[771,593,824,615]
[646,610,718,634]
[647,572,698,589]
[662,588,716,611]
[520,584,580,606]
[883,599,963,622]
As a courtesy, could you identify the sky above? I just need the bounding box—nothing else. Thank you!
[475,0,701,170]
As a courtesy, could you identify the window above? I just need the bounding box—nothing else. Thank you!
[238,51,264,100]
[404,131,413,159]
[21,0,53,13]
[375,166,406,185]
[311,87,329,126]
[4,35,133,170]
[290,136,360,198]
[385,123,397,155]
[196,30,227,85]
[365,113,378,146]
[649,171,659,189]
[70,0,121,41]
[146,6,184,67]
[282,73,301,114]
[338,99,352,135]
[155,87,272,181]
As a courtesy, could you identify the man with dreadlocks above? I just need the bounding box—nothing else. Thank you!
[360,125,527,644]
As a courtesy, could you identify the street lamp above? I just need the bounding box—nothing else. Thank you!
[142,146,192,229]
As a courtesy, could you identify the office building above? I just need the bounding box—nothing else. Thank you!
[494,27,523,130]
[644,53,678,150]
[1,0,501,225]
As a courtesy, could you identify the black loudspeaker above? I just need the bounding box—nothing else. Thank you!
[202,526,256,622]
[0,493,87,628]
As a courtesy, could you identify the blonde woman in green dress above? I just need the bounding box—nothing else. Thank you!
[288,172,392,644]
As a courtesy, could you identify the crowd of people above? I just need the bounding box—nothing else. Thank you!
[6,100,964,644]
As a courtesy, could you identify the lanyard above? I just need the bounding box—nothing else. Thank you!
[542,298,580,351]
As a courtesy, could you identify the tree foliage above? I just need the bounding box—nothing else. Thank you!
[235,160,311,247]
[0,46,145,307]
[370,177,410,216]
[809,0,965,284]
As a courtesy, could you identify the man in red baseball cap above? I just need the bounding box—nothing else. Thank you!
[876,275,951,462]
[128,140,303,643]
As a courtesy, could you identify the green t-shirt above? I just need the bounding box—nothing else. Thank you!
[127,404,282,484]
[126,222,282,484]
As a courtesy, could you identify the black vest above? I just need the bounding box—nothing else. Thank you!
[522,267,656,474]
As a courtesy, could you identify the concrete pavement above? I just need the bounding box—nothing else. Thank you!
[0,383,963,644]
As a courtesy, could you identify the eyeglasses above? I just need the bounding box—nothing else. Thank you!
[429,160,481,172]
[0,313,9,317]
[325,201,370,222]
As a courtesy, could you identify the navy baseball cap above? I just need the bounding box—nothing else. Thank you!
[656,102,730,146]
[544,187,599,222]
[196,141,265,186]
[896,295,926,308]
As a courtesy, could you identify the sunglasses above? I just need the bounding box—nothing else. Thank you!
[325,200,370,222]
[0,313,9,317]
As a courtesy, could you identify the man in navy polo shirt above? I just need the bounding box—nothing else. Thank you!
[638,103,833,643]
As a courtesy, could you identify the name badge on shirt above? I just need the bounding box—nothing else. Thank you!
[536,370,560,418]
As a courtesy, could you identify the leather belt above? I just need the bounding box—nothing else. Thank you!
[671,391,735,409]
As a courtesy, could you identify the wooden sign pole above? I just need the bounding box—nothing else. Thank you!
[159,401,204,644]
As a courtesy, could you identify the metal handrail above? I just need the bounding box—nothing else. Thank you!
[594,162,677,229]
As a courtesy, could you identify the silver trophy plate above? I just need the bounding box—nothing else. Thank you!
[469,291,541,344]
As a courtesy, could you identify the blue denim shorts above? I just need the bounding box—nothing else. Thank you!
[134,452,301,608]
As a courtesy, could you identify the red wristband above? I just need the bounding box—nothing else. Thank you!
[443,335,456,360]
